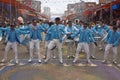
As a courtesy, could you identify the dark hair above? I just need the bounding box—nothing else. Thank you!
[49,22,54,27]
[19,23,23,25]
[10,24,15,27]
[55,17,60,21]
[79,20,83,23]
[75,19,79,22]
[113,26,117,30]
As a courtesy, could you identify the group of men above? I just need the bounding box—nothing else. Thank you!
[0,17,120,65]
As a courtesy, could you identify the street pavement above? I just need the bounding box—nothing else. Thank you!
[0,41,120,80]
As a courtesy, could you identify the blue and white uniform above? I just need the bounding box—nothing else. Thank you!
[45,24,66,63]
[0,27,29,63]
[64,25,77,58]
[20,23,45,62]
[75,25,83,31]
[71,28,95,63]
[104,30,120,62]
[88,27,97,58]
[65,25,78,39]
[93,24,109,50]
[41,23,49,41]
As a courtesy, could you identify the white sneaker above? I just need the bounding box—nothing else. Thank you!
[38,59,41,63]
[99,48,103,51]
[53,56,56,59]
[59,60,63,64]
[28,59,32,63]
[73,59,77,63]
[1,59,6,62]
[81,50,85,52]
[15,60,19,64]
[44,59,48,63]
[87,60,92,64]
[102,60,108,64]
[113,60,117,64]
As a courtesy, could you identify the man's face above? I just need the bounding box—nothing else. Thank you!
[76,21,79,25]
[84,25,87,29]
[10,25,15,30]
[33,21,37,26]
[88,25,92,28]
[55,20,60,25]
[100,22,104,27]
[68,21,72,27]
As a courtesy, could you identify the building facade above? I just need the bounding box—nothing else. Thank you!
[43,7,51,19]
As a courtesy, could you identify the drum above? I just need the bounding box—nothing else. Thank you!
[74,37,79,42]
[101,30,108,38]
[100,30,108,41]
[63,35,74,43]
[65,39,74,43]
[94,36,101,41]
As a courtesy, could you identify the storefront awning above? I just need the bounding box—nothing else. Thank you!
[0,0,36,12]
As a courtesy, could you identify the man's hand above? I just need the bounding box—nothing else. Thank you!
[104,42,107,44]
[113,45,115,47]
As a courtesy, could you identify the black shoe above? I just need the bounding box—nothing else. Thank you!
[90,56,96,59]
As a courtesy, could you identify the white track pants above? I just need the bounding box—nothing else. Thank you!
[46,39,63,62]
[104,44,117,61]
[29,39,41,60]
[89,42,96,57]
[73,42,90,62]
[4,41,18,61]
[44,41,50,56]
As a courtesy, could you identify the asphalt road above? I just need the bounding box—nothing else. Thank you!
[0,41,120,80]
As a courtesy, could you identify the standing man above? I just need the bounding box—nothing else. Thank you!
[28,19,44,63]
[103,26,120,64]
[88,23,97,59]
[44,22,54,58]
[98,21,109,50]
[71,23,96,64]
[20,19,44,63]
[0,24,29,64]
[45,17,66,63]
[65,20,77,58]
